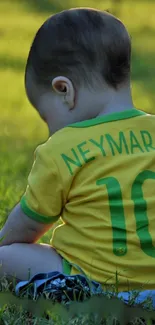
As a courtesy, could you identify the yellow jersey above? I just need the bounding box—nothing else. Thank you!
[21,108,155,291]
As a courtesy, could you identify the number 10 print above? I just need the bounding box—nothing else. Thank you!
[97,170,155,257]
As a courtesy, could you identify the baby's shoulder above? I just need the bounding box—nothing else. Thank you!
[49,127,74,144]
[43,127,75,153]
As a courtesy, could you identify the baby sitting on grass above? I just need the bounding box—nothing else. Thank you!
[0,7,155,294]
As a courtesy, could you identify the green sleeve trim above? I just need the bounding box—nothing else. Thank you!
[20,196,60,224]
[66,109,147,128]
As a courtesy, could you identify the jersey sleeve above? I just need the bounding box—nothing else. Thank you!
[20,140,64,224]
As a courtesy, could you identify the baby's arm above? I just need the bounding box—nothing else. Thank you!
[0,203,52,246]
[0,140,63,246]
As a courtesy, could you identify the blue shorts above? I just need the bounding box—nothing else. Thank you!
[62,259,155,308]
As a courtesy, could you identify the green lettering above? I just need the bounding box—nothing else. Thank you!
[106,132,129,156]
[130,131,144,154]
[140,130,155,152]
[77,141,95,163]
[61,149,82,175]
[89,136,106,156]
[97,177,127,256]
[131,170,155,257]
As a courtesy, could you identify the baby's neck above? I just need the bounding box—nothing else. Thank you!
[96,85,134,117]
[98,103,134,117]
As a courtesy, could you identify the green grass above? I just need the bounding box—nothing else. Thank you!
[0,0,155,323]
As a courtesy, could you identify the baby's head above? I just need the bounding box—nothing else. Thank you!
[25,8,131,135]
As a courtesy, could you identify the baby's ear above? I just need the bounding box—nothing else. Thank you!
[52,76,75,109]
[52,79,67,94]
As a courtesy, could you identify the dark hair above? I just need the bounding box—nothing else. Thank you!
[25,8,131,94]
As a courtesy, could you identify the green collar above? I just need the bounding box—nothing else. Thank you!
[67,108,147,128]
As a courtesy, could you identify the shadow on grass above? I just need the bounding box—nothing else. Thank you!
[18,0,155,15]
[133,25,155,37]
[132,51,155,82]
[21,0,72,14]
[0,55,25,72]
[131,50,155,105]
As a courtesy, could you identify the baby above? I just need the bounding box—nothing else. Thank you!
[0,7,155,292]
